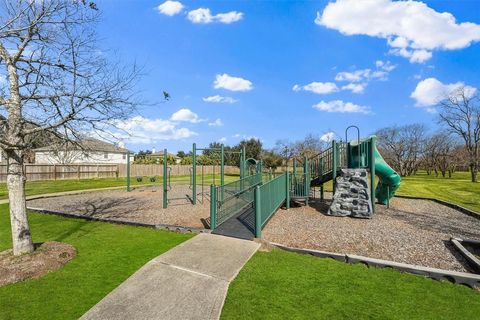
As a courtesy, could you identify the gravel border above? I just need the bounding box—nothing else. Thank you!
[451,238,480,273]
[263,195,480,272]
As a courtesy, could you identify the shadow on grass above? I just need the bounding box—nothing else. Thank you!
[54,219,92,242]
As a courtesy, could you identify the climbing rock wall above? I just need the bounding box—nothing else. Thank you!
[327,168,373,218]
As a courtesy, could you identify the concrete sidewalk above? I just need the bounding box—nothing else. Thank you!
[80,233,260,320]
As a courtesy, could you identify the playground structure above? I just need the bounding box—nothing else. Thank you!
[126,143,250,209]
[123,126,401,238]
[209,126,401,238]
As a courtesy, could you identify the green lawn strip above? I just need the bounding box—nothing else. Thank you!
[397,171,480,213]
[0,204,193,320]
[221,249,480,320]
[0,174,240,200]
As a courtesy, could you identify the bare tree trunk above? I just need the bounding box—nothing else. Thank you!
[471,164,478,183]
[6,150,34,255]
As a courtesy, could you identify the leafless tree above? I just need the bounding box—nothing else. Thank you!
[423,133,442,176]
[0,1,141,255]
[292,133,325,158]
[436,133,458,178]
[375,124,427,176]
[438,87,479,182]
[274,139,295,170]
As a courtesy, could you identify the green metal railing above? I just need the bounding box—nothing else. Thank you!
[290,172,310,204]
[309,141,348,191]
[254,172,288,237]
[210,173,263,229]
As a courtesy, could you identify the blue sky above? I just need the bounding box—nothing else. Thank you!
[97,0,480,153]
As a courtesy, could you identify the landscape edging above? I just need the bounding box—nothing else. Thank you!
[450,238,480,273]
[269,242,480,288]
[27,207,210,234]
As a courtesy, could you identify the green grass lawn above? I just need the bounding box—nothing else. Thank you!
[397,171,480,213]
[0,174,239,200]
[221,249,480,320]
[0,204,192,320]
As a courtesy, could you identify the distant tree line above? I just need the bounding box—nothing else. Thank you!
[375,124,465,178]
[168,134,329,172]
[376,86,479,182]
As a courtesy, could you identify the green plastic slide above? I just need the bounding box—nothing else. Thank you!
[373,142,401,204]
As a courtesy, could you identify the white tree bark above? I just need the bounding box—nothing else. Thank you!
[6,150,34,255]
[0,1,141,256]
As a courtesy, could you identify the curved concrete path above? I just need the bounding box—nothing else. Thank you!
[81,233,260,320]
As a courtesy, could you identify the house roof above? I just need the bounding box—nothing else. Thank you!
[150,151,180,158]
[33,138,131,153]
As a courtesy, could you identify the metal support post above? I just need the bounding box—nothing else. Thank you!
[255,186,262,238]
[210,185,216,230]
[163,149,168,208]
[127,152,131,192]
[192,143,197,205]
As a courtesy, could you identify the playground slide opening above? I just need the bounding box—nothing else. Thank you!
[349,136,401,205]
[373,142,401,205]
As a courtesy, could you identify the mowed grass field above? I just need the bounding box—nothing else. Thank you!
[1,207,479,320]
[0,204,192,320]
[221,249,480,320]
[396,171,480,213]
[0,174,240,200]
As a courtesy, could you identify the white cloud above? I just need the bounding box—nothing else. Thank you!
[214,73,253,92]
[333,60,395,93]
[292,82,339,94]
[294,61,394,96]
[389,47,432,63]
[335,61,395,83]
[208,118,224,127]
[316,0,480,63]
[335,69,370,82]
[215,11,244,24]
[113,116,196,144]
[313,100,371,114]
[320,132,336,142]
[202,95,238,104]
[410,77,477,107]
[231,133,259,140]
[341,83,365,93]
[187,8,243,24]
[187,8,213,23]
[375,60,395,72]
[156,1,184,16]
[170,108,203,123]
[219,137,227,142]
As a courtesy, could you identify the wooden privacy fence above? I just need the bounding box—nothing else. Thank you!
[0,164,119,182]
[0,164,242,182]
[117,164,240,178]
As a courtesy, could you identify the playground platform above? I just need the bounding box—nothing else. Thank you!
[80,233,260,320]
[212,207,255,240]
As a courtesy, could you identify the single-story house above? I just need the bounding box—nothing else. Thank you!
[34,138,131,164]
